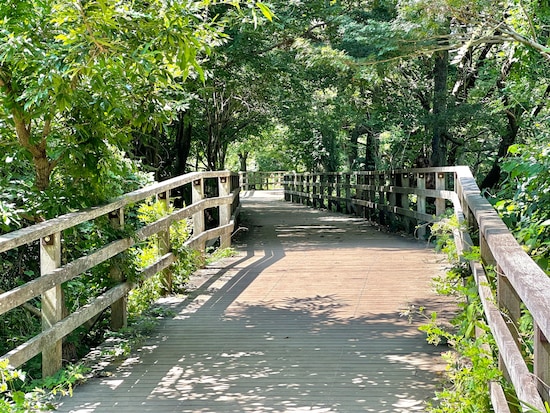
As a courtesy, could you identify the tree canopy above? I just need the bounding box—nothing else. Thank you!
[2,1,550,405]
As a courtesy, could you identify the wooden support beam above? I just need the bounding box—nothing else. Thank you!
[109,208,127,331]
[40,232,62,377]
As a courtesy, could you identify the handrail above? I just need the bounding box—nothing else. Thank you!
[0,171,240,377]
[283,167,550,412]
[239,171,286,190]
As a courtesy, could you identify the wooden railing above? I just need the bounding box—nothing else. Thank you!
[284,167,550,412]
[0,171,240,378]
[239,171,285,191]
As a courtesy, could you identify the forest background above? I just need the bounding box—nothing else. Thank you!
[1,0,550,404]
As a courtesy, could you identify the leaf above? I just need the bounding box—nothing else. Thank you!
[256,2,274,22]
[507,144,521,155]
[541,219,550,226]
[11,390,25,405]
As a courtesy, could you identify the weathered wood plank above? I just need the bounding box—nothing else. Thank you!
[0,171,235,253]
[456,167,550,345]
[3,253,176,368]
[471,262,545,411]
[285,166,550,409]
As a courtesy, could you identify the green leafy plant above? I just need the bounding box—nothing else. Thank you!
[422,217,504,412]
[128,199,200,315]
[495,143,550,274]
[1,359,88,412]
[421,269,503,412]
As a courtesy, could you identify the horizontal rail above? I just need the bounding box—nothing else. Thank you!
[239,171,286,190]
[0,171,233,253]
[0,171,240,377]
[283,167,549,411]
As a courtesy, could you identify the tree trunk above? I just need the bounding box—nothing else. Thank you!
[364,132,377,171]
[33,151,54,191]
[13,111,54,191]
[480,107,521,189]
[174,111,192,175]
[348,125,369,170]
[431,49,449,167]
[480,51,530,189]
[239,152,248,171]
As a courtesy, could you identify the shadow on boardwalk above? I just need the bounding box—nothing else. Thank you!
[55,190,455,413]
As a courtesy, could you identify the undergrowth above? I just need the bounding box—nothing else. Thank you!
[420,264,502,412]
[421,215,544,412]
[1,195,237,411]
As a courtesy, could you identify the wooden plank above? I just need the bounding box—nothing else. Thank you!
[0,238,133,316]
[2,253,176,368]
[471,262,545,411]
[0,171,236,253]
[490,381,512,413]
[40,232,63,377]
[456,167,550,344]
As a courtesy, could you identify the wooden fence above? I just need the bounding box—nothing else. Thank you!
[0,171,240,378]
[284,167,550,412]
[239,171,285,191]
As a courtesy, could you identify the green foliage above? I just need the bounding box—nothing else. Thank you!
[422,219,503,411]
[1,359,88,412]
[421,270,502,412]
[494,143,550,273]
[128,199,199,315]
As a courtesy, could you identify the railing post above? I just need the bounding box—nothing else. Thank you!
[41,232,62,377]
[416,172,427,239]
[292,173,298,203]
[401,172,411,232]
[192,177,206,251]
[219,175,232,249]
[335,174,342,212]
[284,173,290,201]
[345,173,352,214]
[358,173,366,218]
[240,172,248,191]
[158,192,172,294]
[534,325,550,404]
[435,171,446,216]
[368,173,376,220]
[308,174,314,206]
[109,208,127,330]
[496,265,521,382]
[311,174,318,208]
[296,174,302,204]
[388,173,397,227]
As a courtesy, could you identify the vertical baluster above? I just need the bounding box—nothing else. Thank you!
[109,208,127,330]
[219,175,232,249]
[388,173,397,227]
[534,325,550,403]
[192,178,205,251]
[435,172,446,216]
[345,173,352,214]
[158,192,172,294]
[41,232,62,377]
[496,265,521,383]
[401,173,411,232]
[416,172,426,239]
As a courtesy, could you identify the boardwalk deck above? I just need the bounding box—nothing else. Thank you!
[55,190,455,413]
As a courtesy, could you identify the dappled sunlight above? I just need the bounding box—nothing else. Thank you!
[55,190,454,412]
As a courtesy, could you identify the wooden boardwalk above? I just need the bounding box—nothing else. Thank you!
[55,190,455,413]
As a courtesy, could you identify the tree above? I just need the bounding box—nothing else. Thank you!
[0,0,271,191]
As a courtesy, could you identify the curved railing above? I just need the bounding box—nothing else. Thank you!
[0,171,240,378]
[284,167,550,411]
